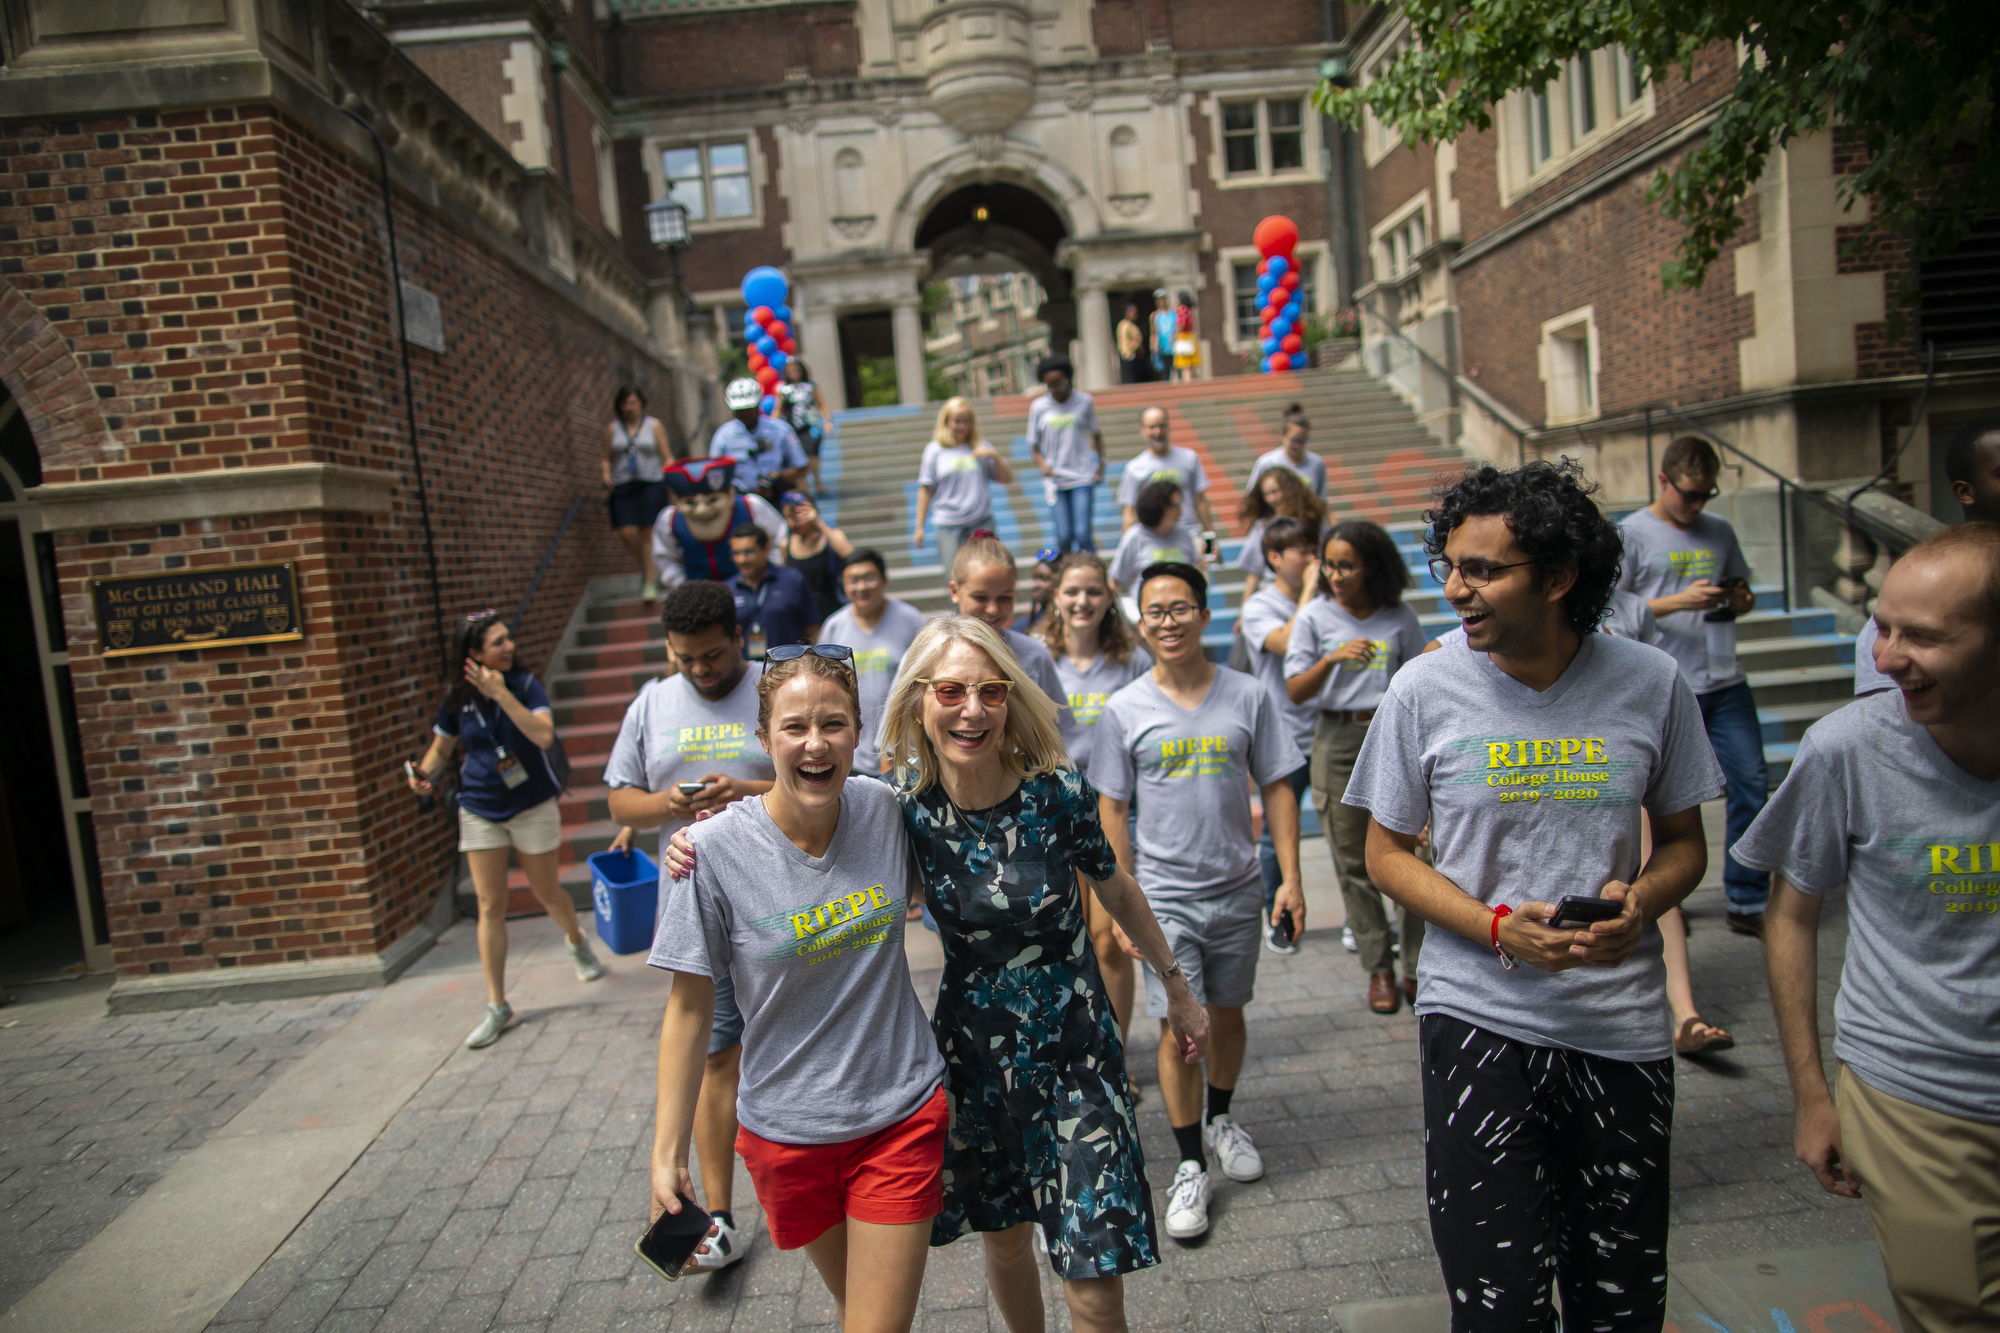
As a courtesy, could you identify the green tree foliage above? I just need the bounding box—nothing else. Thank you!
[1315,2,1998,292]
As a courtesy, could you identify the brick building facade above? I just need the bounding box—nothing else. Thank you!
[0,0,690,1006]
[1339,3,2000,512]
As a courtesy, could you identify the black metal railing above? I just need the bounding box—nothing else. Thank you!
[513,493,590,632]
[1353,295,1529,465]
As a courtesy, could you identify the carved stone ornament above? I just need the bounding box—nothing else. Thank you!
[1108,194,1151,218]
[786,110,819,136]
[1148,80,1181,104]
[831,216,877,240]
[971,133,1004,161]
[872,103,903,126]
[1065,86,1095,111]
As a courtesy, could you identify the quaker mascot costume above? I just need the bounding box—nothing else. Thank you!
[650,455,786,590]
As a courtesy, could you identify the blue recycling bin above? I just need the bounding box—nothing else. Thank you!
[590,848,659,956]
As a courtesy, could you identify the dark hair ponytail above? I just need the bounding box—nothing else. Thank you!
[444,613,505,715]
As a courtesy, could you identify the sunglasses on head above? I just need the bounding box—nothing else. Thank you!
[915,677,1014,707]
[1033,546,1059,565]
[766,643,854,665]
[463,608,499,622]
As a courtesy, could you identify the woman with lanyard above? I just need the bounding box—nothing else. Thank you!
[778,358,832,497]
[779,491,852,623]
[1038,551,1151,1039]
[670,616,1206,1333]
[605,385,671,602]
[408,611,604,1049]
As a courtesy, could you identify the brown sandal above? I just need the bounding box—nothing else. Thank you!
[1674,1015,1735,1055]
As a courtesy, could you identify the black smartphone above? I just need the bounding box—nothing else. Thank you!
[634,1194,713,1282]
[676,781,707,797]
[1276,909,1295,942]
[1550,895,1624,928]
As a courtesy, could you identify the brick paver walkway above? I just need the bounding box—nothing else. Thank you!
[185,864,1868,1332]
[0,991,371,1311]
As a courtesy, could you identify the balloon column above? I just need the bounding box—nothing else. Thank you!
[1251,216,1308,373]
[739,265,797,415]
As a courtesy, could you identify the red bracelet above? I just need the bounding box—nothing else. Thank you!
[1490,904,1518,971]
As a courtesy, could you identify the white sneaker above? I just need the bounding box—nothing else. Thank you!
[568,937,605,982]
[465,1001,512,1049]
[1164,1160,1211,1240]
[1204,1114,1265,1183]
[1342,925,1358,953]
[686,1212,747,1273]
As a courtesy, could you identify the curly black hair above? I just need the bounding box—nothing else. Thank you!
[1424,459,1621,636]
[1324,519,1412,609]
[661,580,738,637]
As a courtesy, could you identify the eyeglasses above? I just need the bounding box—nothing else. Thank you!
[1139,602,1204,625]
[915,677,1014,706]
[1428,557,1536,588]
[767,643,854,665]
[1664,477,1722,503]
[1322,560,1361,577]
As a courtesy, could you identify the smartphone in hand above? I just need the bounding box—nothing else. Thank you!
[1549,895,1624,929]
[676,782,707,797]
[635,1194,713,1282]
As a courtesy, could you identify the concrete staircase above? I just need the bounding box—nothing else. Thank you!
[503,367,1858,914]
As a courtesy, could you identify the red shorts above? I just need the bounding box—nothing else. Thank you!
[735,1085,948,1250]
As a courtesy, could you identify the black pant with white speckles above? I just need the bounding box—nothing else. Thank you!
[1420,1013,1675,1333]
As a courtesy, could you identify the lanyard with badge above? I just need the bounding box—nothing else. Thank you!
[740,580,771,660]
[467,697,530,789]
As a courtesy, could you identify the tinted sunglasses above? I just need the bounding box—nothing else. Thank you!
[766,644,854,664]
[915,677,1014,706]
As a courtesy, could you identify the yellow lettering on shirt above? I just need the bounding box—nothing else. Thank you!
[1922,842,2000,914]
[1042,412,1078,430]
[677,721,748,765]
[1157,735,1233,779]
[1665,548,1718,580]
[1069,691,1112,726]
[853,647,892,676]
[1480,735,1616,807]
[785,885,896,944]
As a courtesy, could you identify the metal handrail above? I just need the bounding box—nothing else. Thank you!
[1354,295,1529,465]
[513,493,590,632]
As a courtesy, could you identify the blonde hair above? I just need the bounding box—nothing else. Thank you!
[950,530,1016,584]
[932,397,984,449]
[879,615,1070,792]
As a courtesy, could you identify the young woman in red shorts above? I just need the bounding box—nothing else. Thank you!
[649,647,945,1332]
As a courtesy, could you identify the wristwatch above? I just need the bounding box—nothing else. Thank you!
[1157,957,1185,982]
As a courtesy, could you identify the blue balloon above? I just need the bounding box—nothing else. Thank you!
[1267,255,1289,276]
[1261,337,1279,354]
[1257,274,1276,292]
[1285,299,1303,320]
[1290,352,1308,369]
[1272,317,1292,338]
[774,304,792,324]
[741,266,788,310]
[760,394,778,415]
[755,335,777,356]
[767,349,788,370]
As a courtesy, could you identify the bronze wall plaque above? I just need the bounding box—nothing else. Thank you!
[91,561,304,657]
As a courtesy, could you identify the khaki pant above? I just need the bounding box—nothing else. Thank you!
[1837,1065,2000,1331]
[1310,714,1423,979]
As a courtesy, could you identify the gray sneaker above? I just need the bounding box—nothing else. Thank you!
[465,1001,512,1049]
[568,937,605,983]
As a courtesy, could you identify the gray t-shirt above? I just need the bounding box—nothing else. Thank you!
[603,665,771,883]
[1616,508,1752,694]
[1283,601,1427,714]
[1053,645,1152,777]
[1731,690,2000,1123]
[649,779,945,1143]
[917,441,998,530]
[1028,391,1101,489]
[820,597,930,775]
[1108,519,1203,589]
[1602,588,1661,643]
[1852,617,1896,695]
[1342,634,1725,1062]
[1094,667,1300,899]
[1247,448,1327,498]
[1236,585,1317,760]
[1117,445,1209,507]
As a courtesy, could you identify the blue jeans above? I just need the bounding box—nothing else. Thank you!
[1050,484,1097,553]
[1260,761,1312,913]
[1697,680,1770,913]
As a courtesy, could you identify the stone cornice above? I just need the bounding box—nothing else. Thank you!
[28,464,398,531]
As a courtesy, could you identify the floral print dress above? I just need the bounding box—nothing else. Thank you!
[899,767,1159,1279]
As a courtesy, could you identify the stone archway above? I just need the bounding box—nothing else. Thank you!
[915,180,1077,369]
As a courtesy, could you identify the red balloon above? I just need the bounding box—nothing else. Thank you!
[1280,271,1301,291]
[747,350,768,371]
[1259,323,1273,339]
[766,320,789,341]
[1257,258,1269,275]
[780,337,797,354]
[1254,215,1299,258]
[751,306,775,325]
[1264,304,1285,325]
[1266,353,1288,372]
[1281,333,1303,354]
[756,366,780,389]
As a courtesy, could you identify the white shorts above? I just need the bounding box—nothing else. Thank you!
[458,797,562,855]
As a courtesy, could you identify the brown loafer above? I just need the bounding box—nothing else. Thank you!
[1402,974,1418,1004]
[1367,971,1399,1014]
[1725,911,1765,939]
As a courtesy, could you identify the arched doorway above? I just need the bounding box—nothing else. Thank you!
[910,182,1073,402]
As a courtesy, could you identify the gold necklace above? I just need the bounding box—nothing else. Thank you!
[945,794,998,852]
